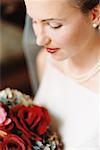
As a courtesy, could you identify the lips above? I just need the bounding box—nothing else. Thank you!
[46,48,60,53]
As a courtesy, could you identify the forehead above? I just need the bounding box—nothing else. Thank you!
[25,0,76,19]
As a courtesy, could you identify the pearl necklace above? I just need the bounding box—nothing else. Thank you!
[67,59,100,83]
[50,55,100,83]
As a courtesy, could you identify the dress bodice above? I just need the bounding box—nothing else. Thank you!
[34,55,100,150]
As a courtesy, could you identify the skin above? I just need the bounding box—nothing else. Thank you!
[25,0,100,93]
[24,1,100,146]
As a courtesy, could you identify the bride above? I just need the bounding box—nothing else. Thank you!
[24,0,100,149]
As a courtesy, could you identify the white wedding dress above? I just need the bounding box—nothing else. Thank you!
[34,54,100,150]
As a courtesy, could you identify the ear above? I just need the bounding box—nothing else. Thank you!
[90,4,100,27]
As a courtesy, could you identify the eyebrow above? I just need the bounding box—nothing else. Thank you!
[32,18,64,22]
[42,18,63,21]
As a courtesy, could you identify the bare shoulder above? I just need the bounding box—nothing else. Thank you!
[36,48,48,82]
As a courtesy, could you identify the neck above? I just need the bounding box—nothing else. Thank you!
[68,34,100,75]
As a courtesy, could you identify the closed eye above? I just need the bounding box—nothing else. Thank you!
[50,25,62,29]
[48,23,62,29]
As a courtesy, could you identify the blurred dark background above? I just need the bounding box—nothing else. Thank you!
[0,0,33,95]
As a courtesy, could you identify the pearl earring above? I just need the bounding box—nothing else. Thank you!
[93,23,97,28]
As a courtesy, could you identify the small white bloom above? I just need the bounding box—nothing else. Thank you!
[44,144,51,150]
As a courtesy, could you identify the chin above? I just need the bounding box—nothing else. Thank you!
[51,54,69,62]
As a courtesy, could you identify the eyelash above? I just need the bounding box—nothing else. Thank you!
[48,24,62,29]
[32,22,62,29]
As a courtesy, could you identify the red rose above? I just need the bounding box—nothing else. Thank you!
[10,105,51,141]
[0,134,32,150]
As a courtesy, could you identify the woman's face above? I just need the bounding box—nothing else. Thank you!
[25,0,94,61]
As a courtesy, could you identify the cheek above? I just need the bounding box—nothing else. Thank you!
[53,23,88,48]
[52,28,78,47]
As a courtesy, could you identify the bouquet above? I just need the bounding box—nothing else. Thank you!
[0,88,63,150]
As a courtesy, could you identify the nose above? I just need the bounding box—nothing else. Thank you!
[33,23,51,46]
[36,34,51,46]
